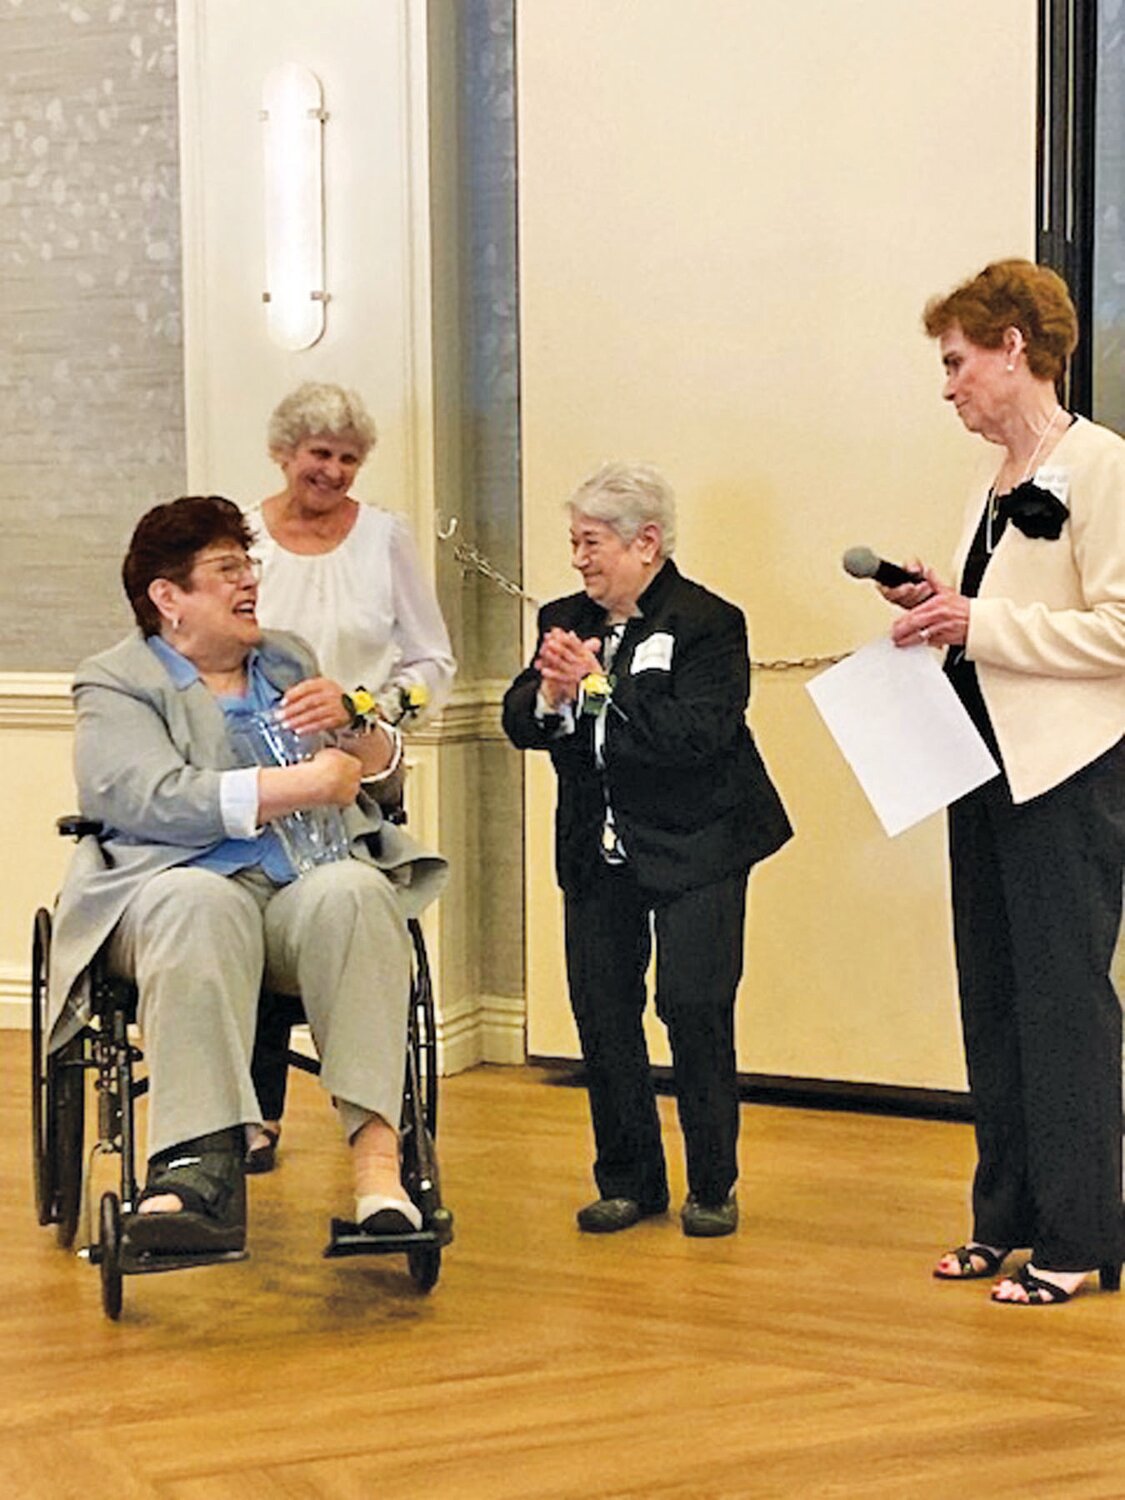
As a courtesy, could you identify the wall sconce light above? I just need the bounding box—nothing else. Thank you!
[261,63,328,350]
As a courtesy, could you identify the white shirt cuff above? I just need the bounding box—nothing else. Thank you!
[359,721,404,784]
[534,689,576,737]
[220,767,262,839]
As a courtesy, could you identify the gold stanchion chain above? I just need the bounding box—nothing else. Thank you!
[444,532,851,672]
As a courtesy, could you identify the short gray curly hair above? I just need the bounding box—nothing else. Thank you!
[567,461,676,556]
[267,382,378,460]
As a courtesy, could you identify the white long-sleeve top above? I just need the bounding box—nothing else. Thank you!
[247,502,456,721]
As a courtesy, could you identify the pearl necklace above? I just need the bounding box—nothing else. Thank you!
[985,405,1065,553]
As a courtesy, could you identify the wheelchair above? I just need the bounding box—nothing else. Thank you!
[31,816,453,1320]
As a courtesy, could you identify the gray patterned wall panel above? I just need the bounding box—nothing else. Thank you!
[430,0,520,685]
[0,0,185,670]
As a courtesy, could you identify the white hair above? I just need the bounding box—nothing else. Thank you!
[567,462,676,556]
[267,382,378,460]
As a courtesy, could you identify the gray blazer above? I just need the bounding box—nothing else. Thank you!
[48,629,448,1047]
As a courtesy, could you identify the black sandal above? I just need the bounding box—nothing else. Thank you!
[933,1242,1011,1281]
[991,1261,1123,1306]
[127,1129,247,1255]
[245,1127,280,1175]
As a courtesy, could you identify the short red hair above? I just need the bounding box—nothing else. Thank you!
[923,259,1078,384]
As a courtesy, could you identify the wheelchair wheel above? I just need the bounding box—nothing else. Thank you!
[99,1192,123,1321]
[407,1245,441,1293]
[50,1033,86,1250]
[30,908,52,1225]
[31,906,85,1247]
[409,922,438,1139]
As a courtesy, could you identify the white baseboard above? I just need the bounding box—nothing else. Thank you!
[0,999,28,1030]
[436,992,526,1075]
[479,993,527,1066]
[0,966,29,1030]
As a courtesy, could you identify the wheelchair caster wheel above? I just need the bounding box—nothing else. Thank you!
[407,1245,441,1293]
[99,1192,123,1320]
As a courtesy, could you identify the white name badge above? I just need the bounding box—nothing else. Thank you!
[1033,465,1070,506]
[631,631,674,674]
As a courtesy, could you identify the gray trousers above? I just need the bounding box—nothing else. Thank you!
[107,860,412,1160]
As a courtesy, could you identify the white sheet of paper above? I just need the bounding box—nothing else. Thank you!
[806,635,1000,837]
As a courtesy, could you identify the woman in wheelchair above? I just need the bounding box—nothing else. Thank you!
[45,495,447,1257]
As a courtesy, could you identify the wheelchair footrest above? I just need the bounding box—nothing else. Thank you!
[323,1208,453,1260]
[116,1244,249,1276]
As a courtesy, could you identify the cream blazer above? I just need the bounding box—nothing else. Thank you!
[960,417,1125,804]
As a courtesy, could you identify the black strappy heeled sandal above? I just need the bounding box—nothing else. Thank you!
[933,1242,1011,1280]
[990,1261,1123,1305]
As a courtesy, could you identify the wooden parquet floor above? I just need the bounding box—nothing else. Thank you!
[4,1031,1125,1499]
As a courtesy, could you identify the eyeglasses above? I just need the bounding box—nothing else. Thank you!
[194,554,263,585]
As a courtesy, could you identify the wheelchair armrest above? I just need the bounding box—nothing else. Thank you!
[57,814,104,840]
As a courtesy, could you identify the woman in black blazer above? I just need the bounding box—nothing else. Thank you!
[503,463,791,1238]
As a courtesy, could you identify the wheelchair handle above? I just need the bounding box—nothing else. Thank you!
[58,806,404,838]
[57,815,104,840]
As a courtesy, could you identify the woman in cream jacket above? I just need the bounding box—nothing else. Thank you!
[883,260,1125,1307]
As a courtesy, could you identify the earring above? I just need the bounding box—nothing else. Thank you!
[1006,362,1014,372]
[171,616,182,632]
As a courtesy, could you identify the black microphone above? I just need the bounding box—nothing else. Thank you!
[842,546,924,588]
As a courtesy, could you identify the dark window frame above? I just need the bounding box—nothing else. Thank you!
[1038,0,1097,413]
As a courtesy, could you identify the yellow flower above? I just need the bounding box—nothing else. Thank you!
[579,671,613,716]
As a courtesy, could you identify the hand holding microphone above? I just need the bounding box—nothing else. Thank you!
[842,545,970,649]
[841,546,925,588]
[843,544,932,610]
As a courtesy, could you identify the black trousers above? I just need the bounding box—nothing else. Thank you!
[949,738,1125,1270]
[563,862,749,1208]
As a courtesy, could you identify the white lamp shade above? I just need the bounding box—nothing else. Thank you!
[261,63,326,351]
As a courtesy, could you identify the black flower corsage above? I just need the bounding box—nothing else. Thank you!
[997,481,1069,540]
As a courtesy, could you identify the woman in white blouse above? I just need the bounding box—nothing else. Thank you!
[245,381,455,1170]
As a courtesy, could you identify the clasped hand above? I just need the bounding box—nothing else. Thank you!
[883,564,971,650]
[279,676,354,736]
[536,628,603,709]
[304,747,364,806]
[271,677,391,801]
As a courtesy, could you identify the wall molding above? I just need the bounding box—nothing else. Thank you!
[0,672,507,740]
[0,673,73,730]
[410,679,507,745]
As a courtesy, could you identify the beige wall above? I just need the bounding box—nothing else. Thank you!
[517,0,1037,1088]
